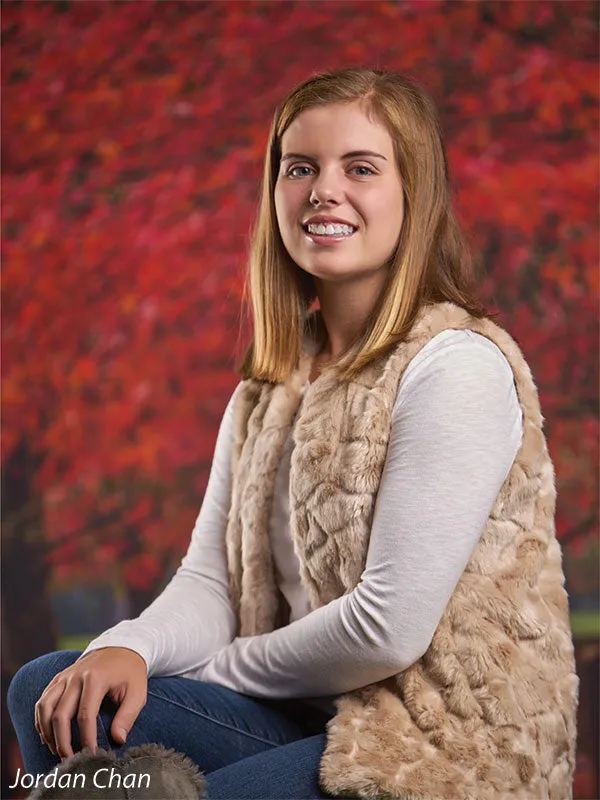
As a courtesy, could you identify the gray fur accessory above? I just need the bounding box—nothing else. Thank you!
[27,742,206,799]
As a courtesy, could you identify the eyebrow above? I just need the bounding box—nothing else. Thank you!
[280,150,388,163]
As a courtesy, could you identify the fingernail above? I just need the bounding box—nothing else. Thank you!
[119,728,127,742]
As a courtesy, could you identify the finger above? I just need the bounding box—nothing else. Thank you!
[76,672,108,754]
[111,682,147,745]
[36,682,68,755]
[34,705,50,752]
[51,679,83,760]
[34,704,53,752]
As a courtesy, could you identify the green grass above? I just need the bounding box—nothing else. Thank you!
[59,634,98,652]
[570,611,600,640]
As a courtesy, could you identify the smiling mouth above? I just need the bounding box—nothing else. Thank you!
[301,223,357,240]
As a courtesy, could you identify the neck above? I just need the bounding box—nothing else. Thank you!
[315,273,385,358]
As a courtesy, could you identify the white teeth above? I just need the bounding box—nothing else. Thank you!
[307,222,355,236]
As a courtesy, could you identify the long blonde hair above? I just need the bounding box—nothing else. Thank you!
[236,68,496,383]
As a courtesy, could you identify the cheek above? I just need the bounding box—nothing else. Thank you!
[369,189,404,236]
[274,184,284,226]
[275,183,301,228]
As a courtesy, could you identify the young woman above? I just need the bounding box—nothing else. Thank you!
[9,68,578,800]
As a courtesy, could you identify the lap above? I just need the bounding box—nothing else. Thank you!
[9,650,333,780]
[204,733,334,799]
[110,674,330,773]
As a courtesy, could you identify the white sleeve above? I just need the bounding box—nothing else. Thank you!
[80,384,241,678]
[199,332,523,698]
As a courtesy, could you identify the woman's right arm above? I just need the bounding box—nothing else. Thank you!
[35,382,241,759]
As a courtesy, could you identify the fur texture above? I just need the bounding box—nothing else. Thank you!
[227,301,579,800]
[27,742,206,799]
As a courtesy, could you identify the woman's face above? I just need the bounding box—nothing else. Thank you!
[274,100,404,286]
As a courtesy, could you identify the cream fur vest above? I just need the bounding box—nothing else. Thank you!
[226,301,578,800]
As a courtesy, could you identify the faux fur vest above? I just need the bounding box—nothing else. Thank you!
[226,301,578,800]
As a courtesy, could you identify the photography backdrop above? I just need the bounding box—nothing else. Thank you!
[2,1,598,797]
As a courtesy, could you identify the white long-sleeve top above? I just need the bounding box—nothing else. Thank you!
[82,329,523,715]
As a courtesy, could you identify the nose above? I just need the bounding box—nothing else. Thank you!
[309,167,343,206]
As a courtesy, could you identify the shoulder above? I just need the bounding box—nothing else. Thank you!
[402,328,513,383]
[216,381,247,435]
[223,381,245,414]
[394,328,518,414]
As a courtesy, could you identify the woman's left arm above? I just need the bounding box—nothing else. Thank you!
[199,331,524,698]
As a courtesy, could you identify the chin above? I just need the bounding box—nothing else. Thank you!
[305,267,360,283]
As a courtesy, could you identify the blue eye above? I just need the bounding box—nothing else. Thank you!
[352,165,375,176]
[284,164,375,178]
[287,166,314,178]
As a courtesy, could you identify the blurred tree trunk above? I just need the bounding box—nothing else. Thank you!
[2,437,58,666]
[2,437,58,797]
[122,524,164,618]
[126,584,161,618]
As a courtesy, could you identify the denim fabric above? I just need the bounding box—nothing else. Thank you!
[7,650,339,799]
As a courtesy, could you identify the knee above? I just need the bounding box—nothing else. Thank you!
[7,650,82,720]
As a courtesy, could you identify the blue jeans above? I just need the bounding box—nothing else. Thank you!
[7,650,339,799]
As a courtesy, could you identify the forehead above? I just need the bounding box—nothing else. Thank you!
[281,101,393,156]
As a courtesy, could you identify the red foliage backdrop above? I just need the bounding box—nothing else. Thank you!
[2,1,598,797]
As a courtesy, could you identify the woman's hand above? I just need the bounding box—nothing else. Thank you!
[34,647,148,760]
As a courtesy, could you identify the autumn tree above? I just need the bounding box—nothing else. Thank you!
[2,0,596,687]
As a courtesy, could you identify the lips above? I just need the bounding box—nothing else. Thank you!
[301,224,357,245]
[300,222,358,238]
[301,222,358,237]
